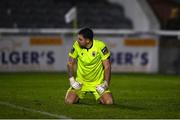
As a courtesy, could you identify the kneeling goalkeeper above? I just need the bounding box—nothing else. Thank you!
[65,27,113,105]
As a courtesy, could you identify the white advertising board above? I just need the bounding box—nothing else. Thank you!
[0,35,68,72]
[0,34,158,73]
[97,35,158,73]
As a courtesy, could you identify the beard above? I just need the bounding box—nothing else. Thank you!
[78,43,86,49]
[80,45,86,49]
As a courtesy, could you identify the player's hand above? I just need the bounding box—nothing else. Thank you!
[96,81,109,95]
[69,77,82,90]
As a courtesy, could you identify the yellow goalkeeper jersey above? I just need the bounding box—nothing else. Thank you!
[69,39,110,85]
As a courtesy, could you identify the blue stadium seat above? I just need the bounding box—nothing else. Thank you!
[0,0,133,29]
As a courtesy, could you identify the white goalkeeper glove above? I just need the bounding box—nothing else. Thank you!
[96,81,109,95]
[69,77,82,90]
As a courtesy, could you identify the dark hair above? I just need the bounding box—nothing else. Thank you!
[78,27,94,41]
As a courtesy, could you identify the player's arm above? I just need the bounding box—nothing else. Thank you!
[96,43,111,95]
[96,57,111,95]
[102,58,111,86]
[67,56,76,78]
[67,56,82,90]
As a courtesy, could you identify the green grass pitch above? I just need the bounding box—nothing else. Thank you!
[0,72,180,119]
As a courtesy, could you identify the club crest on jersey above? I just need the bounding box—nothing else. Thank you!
[101,46,108,55]
[92,51,96,57]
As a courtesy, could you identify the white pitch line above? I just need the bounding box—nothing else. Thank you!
[0,101,70,119]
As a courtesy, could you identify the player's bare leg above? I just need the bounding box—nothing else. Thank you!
[100,92,113,105]
[65,90,79,104]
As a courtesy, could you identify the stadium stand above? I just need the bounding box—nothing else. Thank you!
[147,0,180,30]
[0,0,133,29]
[147,0,180,74]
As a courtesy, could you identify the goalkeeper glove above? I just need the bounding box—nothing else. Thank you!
[96,81,109,95]
[69,77,82,90]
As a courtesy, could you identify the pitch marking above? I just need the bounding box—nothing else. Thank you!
[0,101,70,119]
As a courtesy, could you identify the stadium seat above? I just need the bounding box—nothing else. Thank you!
[0,0,133,29]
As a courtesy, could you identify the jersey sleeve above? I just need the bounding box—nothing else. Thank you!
[68,41,78,59]
[99,41,110,61]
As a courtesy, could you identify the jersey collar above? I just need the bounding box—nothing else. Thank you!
[84,40,93,51]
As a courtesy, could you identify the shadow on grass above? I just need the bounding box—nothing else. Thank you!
[110,103,145,110]
[72,98,145,111]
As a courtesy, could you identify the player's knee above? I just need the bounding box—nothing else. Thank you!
[104,99,113,105]
[100,93,114,105]
[65,98,75,104]
[65,90,78,104]
[100,98,113,105]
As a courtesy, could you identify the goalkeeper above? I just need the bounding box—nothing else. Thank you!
[65,27,113,105]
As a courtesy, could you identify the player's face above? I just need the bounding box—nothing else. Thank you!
[77,34,88,48]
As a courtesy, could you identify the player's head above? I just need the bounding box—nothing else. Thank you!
[77,27,94,48]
